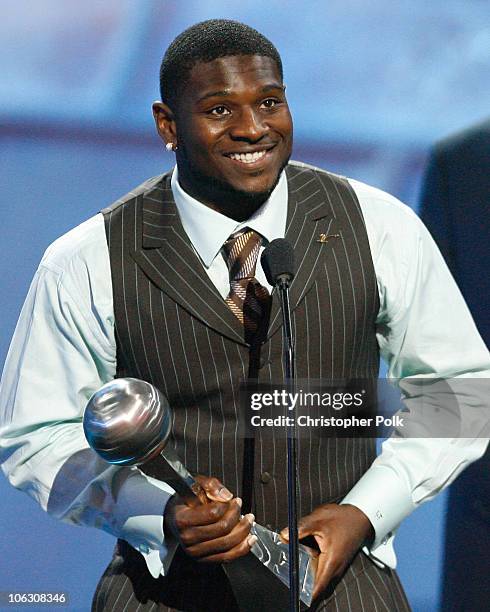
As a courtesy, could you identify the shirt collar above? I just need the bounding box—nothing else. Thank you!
[170,166,288,268]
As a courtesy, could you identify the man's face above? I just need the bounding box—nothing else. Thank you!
[159,55,293,213]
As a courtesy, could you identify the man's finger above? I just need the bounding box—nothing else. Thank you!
[199,533,258,564]
[175,498,240,529]
[186,514,254,559]
[280,513,318,542]
[195,475,234,502]
[312,553,336,600]
[181,506,253,547]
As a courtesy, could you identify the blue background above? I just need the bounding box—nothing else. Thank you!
[1,2,489,610]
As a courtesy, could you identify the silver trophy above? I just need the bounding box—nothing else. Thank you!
[83,378,315,607]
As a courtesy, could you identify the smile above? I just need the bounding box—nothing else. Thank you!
[224,143,277,167]
[228,150,266,163]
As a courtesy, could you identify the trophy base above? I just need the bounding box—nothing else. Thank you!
[223,522,316,610]
[224,553,295,612]
[251,522,315,607]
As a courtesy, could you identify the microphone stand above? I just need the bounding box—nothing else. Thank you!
[277,275,300,612]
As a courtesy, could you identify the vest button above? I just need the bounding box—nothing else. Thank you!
[260,471,272,484]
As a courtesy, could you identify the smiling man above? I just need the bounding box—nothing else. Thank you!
[1,19,489,612]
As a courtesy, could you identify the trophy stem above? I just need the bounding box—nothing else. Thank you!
[158,448,208,505]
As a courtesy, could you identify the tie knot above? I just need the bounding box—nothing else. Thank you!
[223,229,263,281]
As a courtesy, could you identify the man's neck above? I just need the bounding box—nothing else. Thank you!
[176,169,273,222]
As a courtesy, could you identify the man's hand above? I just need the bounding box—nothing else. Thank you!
[164,475,256,563]
[280,503,374,600]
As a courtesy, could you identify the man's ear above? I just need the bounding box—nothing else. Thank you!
[152,101,177,147]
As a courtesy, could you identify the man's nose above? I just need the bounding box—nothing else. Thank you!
[229,107,267,141]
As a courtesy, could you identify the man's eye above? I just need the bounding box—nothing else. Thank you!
[210,106,230,116]
[261,98,279,108]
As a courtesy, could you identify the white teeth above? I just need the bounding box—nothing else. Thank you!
[229,150,267,163]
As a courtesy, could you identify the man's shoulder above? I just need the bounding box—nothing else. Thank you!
[286,160,348,186]
[102,171,172,215]
[40,214,107,276]
[347,178,425,257]
[286,160,417,221]
[40,171,173,275]
[347,177,412,214]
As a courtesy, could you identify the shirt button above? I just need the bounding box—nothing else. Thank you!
[260,471,272,484]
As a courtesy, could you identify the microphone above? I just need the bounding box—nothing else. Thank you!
[261,239,295,287]
[261,238,301,612]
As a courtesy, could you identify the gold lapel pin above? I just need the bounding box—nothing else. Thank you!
[317,233,340,243]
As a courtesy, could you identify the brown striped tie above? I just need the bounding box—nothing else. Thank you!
[223,229,271,342]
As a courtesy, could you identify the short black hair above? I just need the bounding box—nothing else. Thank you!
[160,19,283,107]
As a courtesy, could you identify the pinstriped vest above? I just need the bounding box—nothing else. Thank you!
[102,161,379,530]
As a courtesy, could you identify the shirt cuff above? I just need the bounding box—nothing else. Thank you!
[114,469,177,577]
[340,464,416,568]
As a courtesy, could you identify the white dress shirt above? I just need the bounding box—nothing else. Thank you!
[1,166,488,579]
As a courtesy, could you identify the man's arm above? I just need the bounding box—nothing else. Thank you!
[282,183,490,597]
[0,216,176,577]
[343,183,489,554]
[346,185,489,551]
